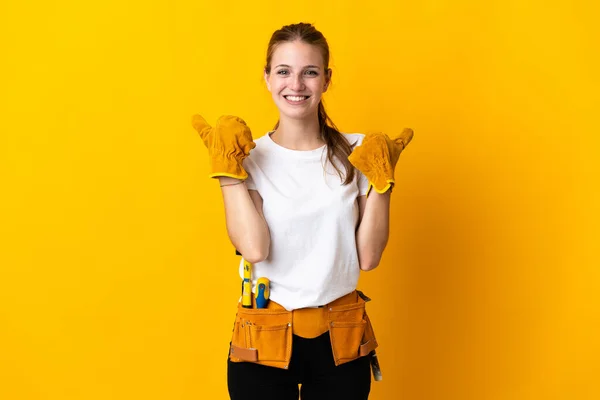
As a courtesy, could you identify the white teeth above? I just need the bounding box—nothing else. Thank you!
[285,96,308,101]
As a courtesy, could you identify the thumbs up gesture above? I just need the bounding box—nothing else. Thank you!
[348,128,414,196]
[192,114,256,180]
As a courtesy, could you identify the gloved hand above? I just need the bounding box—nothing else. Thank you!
[348,128,414,197]
[191,114,256,180]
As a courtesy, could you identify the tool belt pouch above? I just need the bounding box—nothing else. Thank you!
[229,302,293,369]
[328,291,379,366]
[228,291,378,369]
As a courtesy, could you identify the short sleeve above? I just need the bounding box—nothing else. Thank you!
[349,133,370,196]
[357,168,369,196]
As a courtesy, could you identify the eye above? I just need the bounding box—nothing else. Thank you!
[276,69,289,75]
[305,70,318,76]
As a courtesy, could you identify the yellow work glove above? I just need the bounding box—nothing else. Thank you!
[191,114,256,180]
[348,128,414,197]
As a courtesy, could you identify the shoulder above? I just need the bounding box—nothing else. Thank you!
[341,132,367,148]
[245,131,274,166]
[248,132,271,154]
[253,132,271,146]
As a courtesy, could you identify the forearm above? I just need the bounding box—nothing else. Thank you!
[356,190,391,271]
[219,177,270,263]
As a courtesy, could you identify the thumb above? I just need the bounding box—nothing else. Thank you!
[191,114,212,139]
[391,128,414,150]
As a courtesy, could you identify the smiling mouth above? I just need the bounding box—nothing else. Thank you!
[284,95,310,102]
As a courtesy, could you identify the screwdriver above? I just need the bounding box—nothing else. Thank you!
[255,277,270,308]
[242,259,253,308]
[236,250,253,309]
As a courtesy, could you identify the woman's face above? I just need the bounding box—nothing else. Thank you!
[264,40,331,122]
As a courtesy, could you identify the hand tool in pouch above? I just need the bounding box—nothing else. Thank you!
[236,250,253,308]
[369,350,383,381]
[356,291,383,381]
[255,277,270,309]
[242,260,253,308]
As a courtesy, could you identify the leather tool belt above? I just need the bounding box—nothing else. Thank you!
[228,290,379,370]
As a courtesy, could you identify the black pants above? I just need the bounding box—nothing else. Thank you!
[227,331,371,400]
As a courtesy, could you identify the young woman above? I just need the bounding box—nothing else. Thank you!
[193,22,413,400]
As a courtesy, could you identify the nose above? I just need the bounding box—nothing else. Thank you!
[289,73,305,91]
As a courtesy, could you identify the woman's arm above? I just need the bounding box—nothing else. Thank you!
[355,191,391,271]
[219,177,271,263]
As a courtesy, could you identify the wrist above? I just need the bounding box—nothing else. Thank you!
[366,179,394,197]
[218,176,244,185]
[209,156,249,181]
[220,180,245,188]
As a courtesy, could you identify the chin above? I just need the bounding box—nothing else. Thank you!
[277,104,318,120]
[281,110,315,121]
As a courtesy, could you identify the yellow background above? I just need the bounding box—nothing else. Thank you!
[1,0,598,399]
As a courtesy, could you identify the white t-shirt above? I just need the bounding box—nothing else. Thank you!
[238,130,370,311]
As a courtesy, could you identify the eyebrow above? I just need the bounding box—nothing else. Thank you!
[274,64,321,69]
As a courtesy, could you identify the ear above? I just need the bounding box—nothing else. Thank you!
[264,69,271,92]
[324,68,332,92]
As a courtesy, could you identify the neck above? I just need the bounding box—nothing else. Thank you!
[271,115,324,151]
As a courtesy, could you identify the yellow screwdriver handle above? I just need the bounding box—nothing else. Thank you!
[242,258,253,308]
